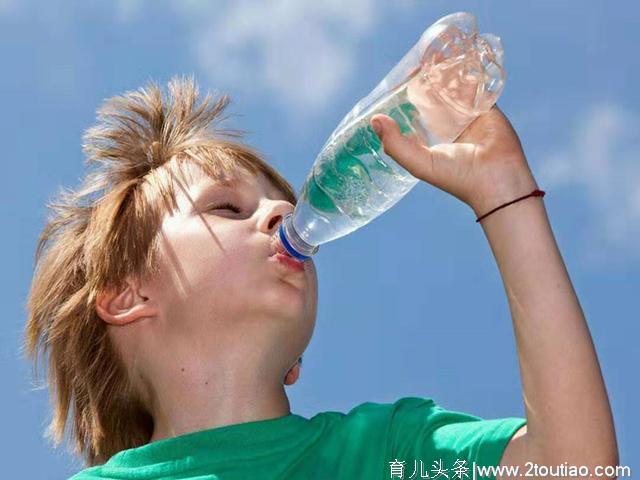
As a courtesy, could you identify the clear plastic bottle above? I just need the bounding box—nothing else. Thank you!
[277,12,505,260]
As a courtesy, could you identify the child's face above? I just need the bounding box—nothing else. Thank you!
[138,161,317,381]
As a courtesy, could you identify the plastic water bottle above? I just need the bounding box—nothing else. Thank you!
[277,12,505,260]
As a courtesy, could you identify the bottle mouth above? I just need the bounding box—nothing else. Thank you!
[270,232,291,257]
[277,213,319,261]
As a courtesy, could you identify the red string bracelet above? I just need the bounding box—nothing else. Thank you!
[475,189,546,223]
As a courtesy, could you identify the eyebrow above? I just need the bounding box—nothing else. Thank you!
[191,176,251,204]
[198,176,248,194]
[194,174,286,204]
[215,177,246,187]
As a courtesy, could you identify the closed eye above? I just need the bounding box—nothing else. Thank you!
[210,202,241,214]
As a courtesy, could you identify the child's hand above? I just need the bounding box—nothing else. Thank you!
[370,105,540,218]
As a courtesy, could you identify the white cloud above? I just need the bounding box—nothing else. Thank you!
[7,0,429,123]
[537,103,640,266]
[109,0,387,122]
[168,0,381,123]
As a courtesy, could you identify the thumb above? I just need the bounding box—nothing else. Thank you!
[370,114,432,182]
[370,114,475,193]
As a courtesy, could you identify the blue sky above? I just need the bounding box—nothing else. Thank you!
[2,0,638,477]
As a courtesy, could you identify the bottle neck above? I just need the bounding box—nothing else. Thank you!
[278,213,319,261]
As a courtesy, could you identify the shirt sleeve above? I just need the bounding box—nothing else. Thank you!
[385,397,526,480]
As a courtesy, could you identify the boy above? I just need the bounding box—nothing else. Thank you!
[25,76,618,479]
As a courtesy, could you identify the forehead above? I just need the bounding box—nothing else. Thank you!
[180,162,288,200]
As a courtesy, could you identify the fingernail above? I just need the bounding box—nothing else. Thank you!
[372,119,383,137]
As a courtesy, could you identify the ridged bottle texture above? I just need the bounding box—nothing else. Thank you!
[278,12,505,260]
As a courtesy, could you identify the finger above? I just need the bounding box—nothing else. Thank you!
[370,114,435,182]
[370,114,478,194]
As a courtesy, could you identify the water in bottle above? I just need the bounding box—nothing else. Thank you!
[277,12,505,260]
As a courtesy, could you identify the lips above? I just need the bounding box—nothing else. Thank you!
[270,234,290,257]
[269,235,305,271]
[272,252,305,271]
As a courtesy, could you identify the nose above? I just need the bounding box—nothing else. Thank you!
[257,199,294,235]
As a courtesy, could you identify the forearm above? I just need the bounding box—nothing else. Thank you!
[480,194,618,466]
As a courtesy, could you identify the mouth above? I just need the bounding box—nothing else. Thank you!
[270,233,291,257]
[270,252,305,272]
[270,234,305,271]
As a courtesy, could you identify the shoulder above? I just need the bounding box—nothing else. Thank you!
[307,396,441,441]
[312,396,438,424]
[381,396,527,473]
[300,396,435,441]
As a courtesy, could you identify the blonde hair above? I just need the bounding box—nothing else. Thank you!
[23,75,298,466]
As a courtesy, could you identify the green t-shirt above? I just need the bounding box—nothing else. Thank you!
[70,396,526,480]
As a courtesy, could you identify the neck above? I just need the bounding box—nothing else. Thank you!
[148,371,291,443]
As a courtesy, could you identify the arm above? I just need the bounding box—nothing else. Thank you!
[370,106,619,477]
[479,189,619,477]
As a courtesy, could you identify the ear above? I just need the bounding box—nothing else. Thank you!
[284,358,302,386]
[95,277,159,326]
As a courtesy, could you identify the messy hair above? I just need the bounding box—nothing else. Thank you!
[23,75,298,466]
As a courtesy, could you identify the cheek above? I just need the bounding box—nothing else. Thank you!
[294,261,318,325]
[158,219,255,301]
[189,238,254,297]
[305,261,317,293]
[307,264,319,316]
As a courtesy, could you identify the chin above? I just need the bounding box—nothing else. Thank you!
[260,283,309,322]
